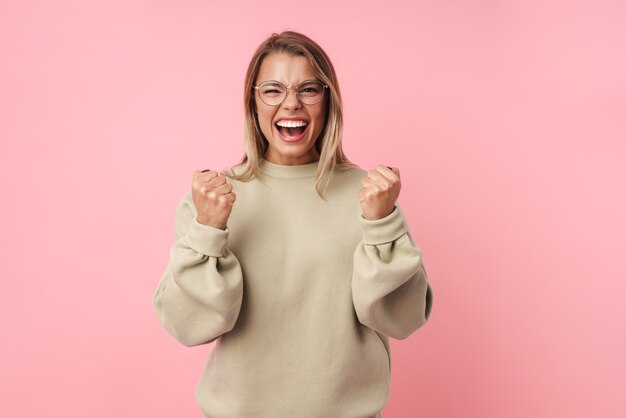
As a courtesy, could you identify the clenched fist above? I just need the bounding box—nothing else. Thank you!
[192,169,237,230]
[359,165,401,220]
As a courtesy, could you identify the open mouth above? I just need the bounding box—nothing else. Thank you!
[274,120,308,141]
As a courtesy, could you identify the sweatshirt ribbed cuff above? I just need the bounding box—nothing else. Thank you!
[186,216,229,257]
[358,205,408,245]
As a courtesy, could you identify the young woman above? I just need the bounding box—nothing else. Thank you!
[152,30,433,418]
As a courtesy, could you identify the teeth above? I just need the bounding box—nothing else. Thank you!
[276,120,308,128]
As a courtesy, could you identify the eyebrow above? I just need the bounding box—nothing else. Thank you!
[258,79,320,86]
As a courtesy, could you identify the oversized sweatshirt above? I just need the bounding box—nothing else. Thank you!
[152,157,433,418]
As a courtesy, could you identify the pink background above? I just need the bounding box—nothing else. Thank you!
[1,1,625,417]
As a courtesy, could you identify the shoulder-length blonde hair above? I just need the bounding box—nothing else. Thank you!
[225,30,358,200]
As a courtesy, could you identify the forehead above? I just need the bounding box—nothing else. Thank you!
[256,52,317,85]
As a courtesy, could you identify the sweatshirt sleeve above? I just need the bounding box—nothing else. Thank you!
[152,190,244,347]
[352,203,433,340]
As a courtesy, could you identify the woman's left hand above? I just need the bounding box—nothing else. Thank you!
[359,165,401,220]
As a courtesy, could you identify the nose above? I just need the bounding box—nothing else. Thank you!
[282,88,302,110]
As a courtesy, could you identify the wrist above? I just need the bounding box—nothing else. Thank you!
[196,216,226,230]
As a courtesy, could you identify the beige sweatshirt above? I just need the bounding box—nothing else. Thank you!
[152,157,433,418]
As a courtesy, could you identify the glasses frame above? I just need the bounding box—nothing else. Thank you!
[253,79,329,106]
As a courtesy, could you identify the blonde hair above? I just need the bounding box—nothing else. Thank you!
[224,30,358,200]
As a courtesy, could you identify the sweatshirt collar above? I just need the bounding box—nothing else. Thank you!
[259,157,319,179]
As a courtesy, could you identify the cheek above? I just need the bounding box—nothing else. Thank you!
[313,108,326,130]
[255,105,267,125]
[258,109,275,137]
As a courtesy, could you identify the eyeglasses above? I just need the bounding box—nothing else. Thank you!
[253,80,328,106]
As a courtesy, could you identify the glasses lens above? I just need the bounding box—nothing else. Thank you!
[258,82,286,106]
[298,81,325,104]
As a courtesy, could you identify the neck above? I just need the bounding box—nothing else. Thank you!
[259,156,319,179]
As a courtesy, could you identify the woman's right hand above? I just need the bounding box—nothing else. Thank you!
[191,169,237,230]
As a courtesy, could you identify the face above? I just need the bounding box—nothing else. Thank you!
[254,52,327,165]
